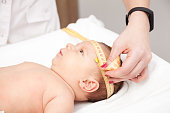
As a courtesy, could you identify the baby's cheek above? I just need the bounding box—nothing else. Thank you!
[65,60,82,73]
[64,56,79,66]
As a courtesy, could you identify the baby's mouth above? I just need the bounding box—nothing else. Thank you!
[59,49,63,56]
[57,49,63,56]
[60,49,63,56]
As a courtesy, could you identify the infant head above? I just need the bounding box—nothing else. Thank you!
[51,41,123,102]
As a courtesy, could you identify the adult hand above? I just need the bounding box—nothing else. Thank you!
[102,12,152,83]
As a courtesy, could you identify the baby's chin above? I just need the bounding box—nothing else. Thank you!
[51,64,56,72]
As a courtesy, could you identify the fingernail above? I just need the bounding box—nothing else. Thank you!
[109,81,114,84]
[101,63,108,68]
[105,74,109,77]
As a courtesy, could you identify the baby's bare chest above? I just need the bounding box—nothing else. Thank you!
[0,62,60,113]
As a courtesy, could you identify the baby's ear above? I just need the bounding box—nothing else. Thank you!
[79,78,99,93]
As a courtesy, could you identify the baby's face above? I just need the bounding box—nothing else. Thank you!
[51,41,100,84]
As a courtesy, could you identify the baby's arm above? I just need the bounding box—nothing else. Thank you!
[44,96,74,113]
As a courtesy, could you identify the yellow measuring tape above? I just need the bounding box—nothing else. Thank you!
[62,28,89,41]
[62,28,121,98]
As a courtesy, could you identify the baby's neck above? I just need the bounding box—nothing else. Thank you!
[50,68,76,100]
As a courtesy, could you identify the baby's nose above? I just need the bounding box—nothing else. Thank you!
[66,43,74,49]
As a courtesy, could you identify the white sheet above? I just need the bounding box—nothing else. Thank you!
[0,15,170,113]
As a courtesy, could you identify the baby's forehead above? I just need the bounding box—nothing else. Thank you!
[76,41,92,46]
[76,41,108,54]
[78,41,107,50]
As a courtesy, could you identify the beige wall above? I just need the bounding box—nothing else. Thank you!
[78,0,170,63]
[56,0,78,28]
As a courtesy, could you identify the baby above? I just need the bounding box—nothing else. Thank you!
[0,41,123,113]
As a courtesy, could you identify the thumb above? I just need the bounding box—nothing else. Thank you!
[101,43,124,69]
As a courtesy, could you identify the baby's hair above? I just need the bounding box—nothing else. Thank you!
[87,42,123,102]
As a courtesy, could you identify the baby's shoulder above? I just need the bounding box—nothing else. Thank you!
[19,61,44,67]
[44,92,74,113]
[43,80,74,110]
[17,61,49,70]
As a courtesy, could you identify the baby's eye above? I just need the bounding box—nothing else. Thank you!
[80,49,84,54]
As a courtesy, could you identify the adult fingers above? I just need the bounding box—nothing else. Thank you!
[105,49,143,78]
[101,41,124,69]
[109,66,148,83]
[108,77,126,83]
[130,66,148,83]
[118,57,147,79]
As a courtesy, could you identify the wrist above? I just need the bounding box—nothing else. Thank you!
[128,11,150,31]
